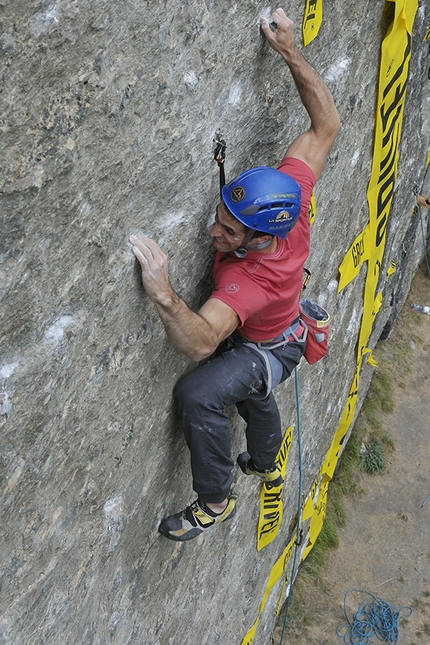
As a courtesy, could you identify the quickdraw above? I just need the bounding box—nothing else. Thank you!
[213,129,226,194]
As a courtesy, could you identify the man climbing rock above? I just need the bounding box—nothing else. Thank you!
[129,8,340,541]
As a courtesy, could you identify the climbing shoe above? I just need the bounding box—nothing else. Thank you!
[158,495,237,542]
[237,452,283,488]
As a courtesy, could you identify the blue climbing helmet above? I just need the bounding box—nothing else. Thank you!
[221,166,301,240]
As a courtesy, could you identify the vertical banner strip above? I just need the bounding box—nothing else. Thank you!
[240,537,297,645]
[257,426,293,551]
[308,192,316,226]
[302,0,323,46]
[338,224,371,291]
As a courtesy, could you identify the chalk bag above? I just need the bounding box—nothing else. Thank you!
[299,298,330,364]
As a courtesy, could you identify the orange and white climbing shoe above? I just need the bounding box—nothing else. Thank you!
[237,452,283,488]
[158,495,237,542]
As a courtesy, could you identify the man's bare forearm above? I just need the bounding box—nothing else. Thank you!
[152,291,218,362]
[261,9,339,137]
[281,45,339,137]
[261,9,339,177]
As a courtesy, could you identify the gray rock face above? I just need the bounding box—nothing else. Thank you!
[1,2,429,644]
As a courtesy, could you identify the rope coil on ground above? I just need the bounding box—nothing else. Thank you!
[336,589,412,645]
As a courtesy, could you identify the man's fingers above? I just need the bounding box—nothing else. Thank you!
[131,244,148,265]
[260,17,274,35]
[130,234,159,261]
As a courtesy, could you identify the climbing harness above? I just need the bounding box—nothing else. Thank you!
[336,589,412,645]
[228,320,306,398]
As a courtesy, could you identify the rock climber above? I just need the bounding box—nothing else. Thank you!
[129,8,340,541]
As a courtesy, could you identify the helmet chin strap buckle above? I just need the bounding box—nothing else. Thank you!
[234,246,249,258]
[233,227,255,258]
[233,229,273,258]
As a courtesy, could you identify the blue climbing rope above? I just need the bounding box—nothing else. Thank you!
[336,589,412,645]
[278,365,303,645]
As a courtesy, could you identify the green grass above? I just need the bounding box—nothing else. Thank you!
[361,439,385,474]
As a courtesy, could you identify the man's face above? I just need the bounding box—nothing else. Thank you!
[210,202,247,252]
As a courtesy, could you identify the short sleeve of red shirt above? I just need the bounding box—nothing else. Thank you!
[277,157,316,213]
[209,158,316,339]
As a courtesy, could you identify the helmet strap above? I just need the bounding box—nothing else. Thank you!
[233,229,273,258]
[234,228,256,258]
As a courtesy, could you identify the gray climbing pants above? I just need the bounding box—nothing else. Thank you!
[174,334,305,504]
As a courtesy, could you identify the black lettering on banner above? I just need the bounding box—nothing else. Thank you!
[378,167,396,215]
[282,543,295,570]
[379,121,399,183]
[308,472,320,503]
[381,104,402,150]
[277,431,292,470]
[376,127,401,247]
[278,445,286,467]
[351,237,365,268]
[259,489,282,537]
[259,514,280,536]
[379,97,403,185]
[304,0,317,24]
[315,487,328,516]
[381,35,411,102]
[264,490,282,507]
[380,76,408,135]
[263,511,280,522]
[375,35,411,248]
[346,387,358,417]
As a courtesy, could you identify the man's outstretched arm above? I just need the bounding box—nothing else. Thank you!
[129,234,239,362]
[261,8,340,180]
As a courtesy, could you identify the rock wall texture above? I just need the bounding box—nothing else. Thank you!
[1,1,429,644]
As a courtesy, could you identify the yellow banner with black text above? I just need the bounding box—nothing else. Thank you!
[302,0,323,46]
[257,426,293,551]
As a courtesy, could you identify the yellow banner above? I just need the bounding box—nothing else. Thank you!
[302,0,323,46]
[301,464,324,521]
[308,192,316,226]
[338,224,371,291]
[364,349,378,367]
[302,475,330,560]
[241,536,297,645]
[337,0,417,409]
[257,426,293,551]
[386,260,396,280]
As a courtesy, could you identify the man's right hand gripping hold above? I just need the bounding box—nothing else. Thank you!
[130,8,339,542]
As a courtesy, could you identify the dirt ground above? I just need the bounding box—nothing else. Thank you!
[273,263,430,645]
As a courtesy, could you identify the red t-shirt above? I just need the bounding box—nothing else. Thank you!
[209,157,316,342]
